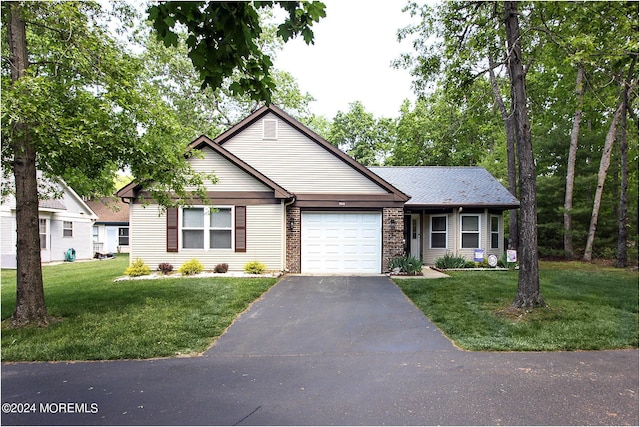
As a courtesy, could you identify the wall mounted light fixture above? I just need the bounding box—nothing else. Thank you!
[390,218,396,230]
[289,218,295,232]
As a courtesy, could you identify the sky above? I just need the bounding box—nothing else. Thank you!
[273,0,418,119]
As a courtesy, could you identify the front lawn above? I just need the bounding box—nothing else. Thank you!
[395,261,639,351]
[1,255,277,362]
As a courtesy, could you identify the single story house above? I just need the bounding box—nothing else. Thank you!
[117,104,518,274]
[86,197,130,254]
[1,176,98,268]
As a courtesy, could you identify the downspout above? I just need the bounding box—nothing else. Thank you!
[282,196,296,272]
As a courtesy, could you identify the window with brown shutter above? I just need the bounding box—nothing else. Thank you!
[166,207,178,252]
[235,206,246,252]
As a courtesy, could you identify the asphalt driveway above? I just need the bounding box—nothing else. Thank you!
[2,275,638,425]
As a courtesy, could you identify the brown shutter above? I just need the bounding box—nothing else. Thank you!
[166,207,179,252]
[235,206,246,252]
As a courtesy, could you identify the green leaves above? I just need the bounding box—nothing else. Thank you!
[146,1,325,104]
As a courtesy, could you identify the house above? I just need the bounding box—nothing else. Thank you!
[369,167,519,265]
[1,176,98,269]
[86,198,130,254]
[117,104,518,274]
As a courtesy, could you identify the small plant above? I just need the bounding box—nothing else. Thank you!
[178,259,205,276]
[124,258,151,277]
[388,255,423,275]
[214,263,229,273]
[158,263,173,275]
[435,252,467,269]
[244,261,266,274]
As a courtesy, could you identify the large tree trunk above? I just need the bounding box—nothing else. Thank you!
[505,1,545,308]
[488,55,518,251]
[8,2,50,327]
[563,66,585,259]
[615,59,636,268]
[583,100,624,262]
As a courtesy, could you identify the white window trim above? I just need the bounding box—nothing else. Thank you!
[180,206,234,251]
[63,220,73,238]
[39,218,48,249]
[429,215,448,249]
[460,214,481,249]
[490,215,500,249]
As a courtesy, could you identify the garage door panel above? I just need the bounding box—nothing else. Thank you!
[301,212,382,274]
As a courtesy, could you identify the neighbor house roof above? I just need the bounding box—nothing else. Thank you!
[368,166,519,209]
[86,197,130,225]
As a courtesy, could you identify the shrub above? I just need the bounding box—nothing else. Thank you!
[178,259,205,276]
[214,263,229,273]
[158,263,173,275]
[244,261,266,274]
[388,255,423,274]
[435,252,467,269]
[124,258,151,277]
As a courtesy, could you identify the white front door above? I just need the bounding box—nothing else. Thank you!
[301,212,382,274]
[409,214,421,259]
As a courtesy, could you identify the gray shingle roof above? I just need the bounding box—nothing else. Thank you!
[369,166,519,208]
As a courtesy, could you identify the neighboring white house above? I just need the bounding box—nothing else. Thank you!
[86,198,130,254]
[1,176,98,269]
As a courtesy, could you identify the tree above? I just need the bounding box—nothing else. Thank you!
[326,101,394,165]
[146,1,326,104]
[2,0,325,328]
[139,20,316,141]
[505,1,544,308]
[396,0,544,307]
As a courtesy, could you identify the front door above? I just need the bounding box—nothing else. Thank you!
[409,214,420,259]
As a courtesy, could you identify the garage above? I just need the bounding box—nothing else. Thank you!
[301,212,382,274]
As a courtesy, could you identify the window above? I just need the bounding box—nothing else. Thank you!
[262,119,278,139]
[63,221,73,237]
[460,215,480,248]
[490,215,500,249]
[92,226,99,242]
[210,208,232,249]
[39,219,47,249]
[430,216,447,249]
[118,227,129,246]
[182,207,204,249]
[181,207,233,250]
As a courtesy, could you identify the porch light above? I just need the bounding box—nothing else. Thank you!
[390,218,396,230]
[289,218,295,232]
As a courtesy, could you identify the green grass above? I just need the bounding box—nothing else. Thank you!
[395,261,639,351]
[1,255,277,361]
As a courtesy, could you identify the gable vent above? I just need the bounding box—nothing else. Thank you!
[262,119,278,140]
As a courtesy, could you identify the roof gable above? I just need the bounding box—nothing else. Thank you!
[216,104,408,200]
[116,135,292,200]
[369,166,519,209]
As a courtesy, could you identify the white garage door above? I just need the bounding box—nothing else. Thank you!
[301,212,382,274]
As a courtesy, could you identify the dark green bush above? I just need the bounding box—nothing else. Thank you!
[435,252,467,269]
[388,255,423,274]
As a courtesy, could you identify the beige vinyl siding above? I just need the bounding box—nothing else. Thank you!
[423,212,455,266]
[130,203,283,271]
[187,147,272,192]
[423,211,504,265]
[222,113,387,194]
